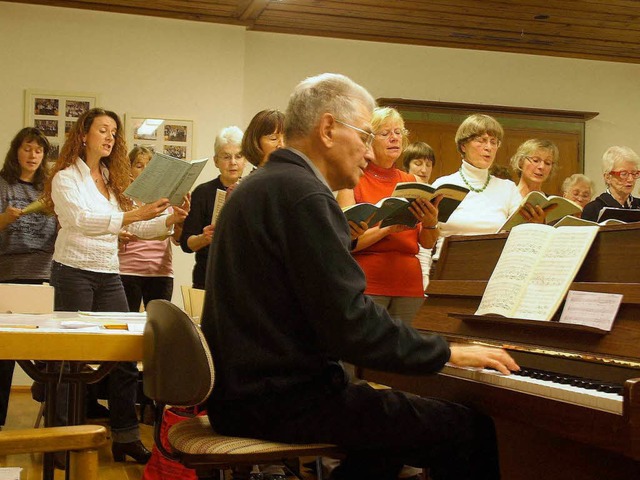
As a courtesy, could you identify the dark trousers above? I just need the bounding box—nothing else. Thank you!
[50,262,140,442]
[120,274,173,312]
[0,278,47,426]
[210,381,500,480]
[0,360,14,426]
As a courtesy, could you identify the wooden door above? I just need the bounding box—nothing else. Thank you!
[382,99,596,196]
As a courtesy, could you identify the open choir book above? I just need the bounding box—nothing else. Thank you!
[124,152,207,205]
[475,223,599,321]
[498,191,582,232]
[342,182,468,228]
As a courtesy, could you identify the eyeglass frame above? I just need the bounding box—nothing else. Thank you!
[608,170,640,180]
[335,119,375,148]
[524,156,554,168]
[469,135,501,149]
[376,128,408,139]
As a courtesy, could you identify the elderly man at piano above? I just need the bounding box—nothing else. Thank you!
[201,73,520,480]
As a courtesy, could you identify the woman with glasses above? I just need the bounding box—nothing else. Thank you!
[431,114,547,257]
[510,139,559,198]
[337,108,437,323]
[561,173,594,209]
[179,126,245,289]
[581,146,640,222]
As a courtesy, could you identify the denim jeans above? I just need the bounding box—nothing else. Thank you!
[50,261,140,442]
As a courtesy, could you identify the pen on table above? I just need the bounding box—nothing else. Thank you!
[0,324,39,329]
[103,324,128,330]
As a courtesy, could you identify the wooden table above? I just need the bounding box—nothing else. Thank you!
[0,312,146,480]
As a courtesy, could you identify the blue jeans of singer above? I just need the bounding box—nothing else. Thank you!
[50,261,140,443]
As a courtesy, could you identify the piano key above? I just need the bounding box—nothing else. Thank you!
[441,364,623,415]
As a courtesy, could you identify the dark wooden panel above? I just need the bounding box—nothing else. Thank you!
[7,0,640,63]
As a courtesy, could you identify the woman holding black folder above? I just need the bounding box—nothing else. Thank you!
[582,146,640,222]
[43,108,187,466]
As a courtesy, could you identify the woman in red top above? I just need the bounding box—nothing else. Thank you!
[337,107,440,326]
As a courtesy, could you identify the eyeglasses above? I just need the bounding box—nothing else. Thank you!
[525,156,554,168]
[609,170,640,180]
[335,119,375,148]
[470,136,501,149]
[218,153,244,162]
[376,128,408,139]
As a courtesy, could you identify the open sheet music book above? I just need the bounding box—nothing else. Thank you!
[342,182,469,228]
[498,191,582,232]
[475,223,599,321]
[597,207,640,223]
[124,152,207,205]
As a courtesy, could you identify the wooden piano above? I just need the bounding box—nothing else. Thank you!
[360,223,640,479]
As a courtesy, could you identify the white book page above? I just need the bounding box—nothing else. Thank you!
[476,224,554,317]
[211,189,227,226]
[512,226,598,320]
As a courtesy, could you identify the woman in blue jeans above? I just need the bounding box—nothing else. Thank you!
[43,108,187,466]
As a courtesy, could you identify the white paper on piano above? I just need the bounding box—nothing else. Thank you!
[558,290,622,332]
[0,467,22,480]
[60,320,100,329]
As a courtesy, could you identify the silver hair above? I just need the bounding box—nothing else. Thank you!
[284,73,376,140]
[214,126,243,156]
[601,145,640,173]
[561,173,594,195]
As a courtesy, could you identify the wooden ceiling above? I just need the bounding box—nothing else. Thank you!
[8,0,640,64]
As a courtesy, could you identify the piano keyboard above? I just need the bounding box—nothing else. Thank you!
[441,364,624,415]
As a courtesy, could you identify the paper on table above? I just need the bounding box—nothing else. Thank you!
[60,320,100,329]
[78,311,146,319]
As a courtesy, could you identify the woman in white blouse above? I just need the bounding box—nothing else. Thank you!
[43,108,187,466]
[430,114,546,258]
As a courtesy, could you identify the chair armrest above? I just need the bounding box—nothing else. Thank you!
[0,425,107,455]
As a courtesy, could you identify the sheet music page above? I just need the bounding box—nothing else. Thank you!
[168,157,208,204]
[211,188,227,226]
[513,226,598,320]
[476,224,554,317]
[476,224,598,320]
[558,290,621,331]
[124,153,190,204]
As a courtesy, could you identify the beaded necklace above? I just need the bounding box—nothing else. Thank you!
[459,166,491,193]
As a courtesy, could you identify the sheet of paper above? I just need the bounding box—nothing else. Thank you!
[558,290,622,331]
[211,188,227,226]
[0,468,22,480]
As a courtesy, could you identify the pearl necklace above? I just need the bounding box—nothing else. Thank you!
[459,166,491,193]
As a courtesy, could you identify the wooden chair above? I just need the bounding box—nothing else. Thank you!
[180,285,205,321]
[143,300,341,480]
[0,425,107,480]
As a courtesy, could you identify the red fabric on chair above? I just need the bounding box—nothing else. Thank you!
[142,407,204,480]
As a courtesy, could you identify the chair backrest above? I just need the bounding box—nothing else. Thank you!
[0,283,54,314]
[143,300,214,406]
[180,285,205,320]
[180,285,193,316]
[189,288,206,321]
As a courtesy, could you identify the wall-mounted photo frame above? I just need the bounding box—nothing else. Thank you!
[125,115,193,160]
[24,90,98,161]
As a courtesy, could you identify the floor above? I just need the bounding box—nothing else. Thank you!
[0,388,320,480]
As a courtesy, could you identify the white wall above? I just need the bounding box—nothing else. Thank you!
[2,1,640,305]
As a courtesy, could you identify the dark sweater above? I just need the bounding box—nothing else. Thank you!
[202,148,450,406]
[582,191,640,222]
[179,176,227,288]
